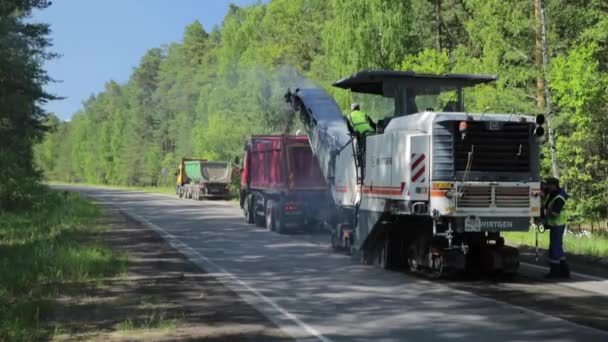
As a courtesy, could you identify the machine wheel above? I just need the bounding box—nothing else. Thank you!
[244,195,255,224]
[265,201,275,232]
[407,244,420,272]
[358,249,374,265]
[379,238,390,270]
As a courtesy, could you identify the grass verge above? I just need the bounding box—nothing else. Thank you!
[504,228,608,258]
[48,181,176,195]
[116,309,180,333]
[0,188,126,340]
[47,181,241,205]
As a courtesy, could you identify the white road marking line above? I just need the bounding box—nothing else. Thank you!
[121,209,334,342]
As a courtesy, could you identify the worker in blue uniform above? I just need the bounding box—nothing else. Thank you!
[543,177,570,279]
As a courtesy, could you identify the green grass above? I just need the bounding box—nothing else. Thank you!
[47,181,241,204]
[0,188,127,341]
[48,181,176,195]
[504,228,608,258]
[116,309,179,333]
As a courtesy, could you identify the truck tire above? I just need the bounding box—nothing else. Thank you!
[274,208,286,234]
[253,195,265,227]
[188,182,195,199]
[254,210,265,227]
[244,195,255,224]
[265,200,275,232]
[331,231,339,251]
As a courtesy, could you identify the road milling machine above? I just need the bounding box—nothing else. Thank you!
[285,70,544,276]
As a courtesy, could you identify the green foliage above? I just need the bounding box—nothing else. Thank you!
[0,0,56,210]
[0,188,126,340]
[34,0,608,222]
[550,43,608,221]
[504,228,608,258]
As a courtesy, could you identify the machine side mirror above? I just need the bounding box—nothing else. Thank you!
[234,156,240,165]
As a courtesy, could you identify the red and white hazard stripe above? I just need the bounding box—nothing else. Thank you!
[411,153,426,183]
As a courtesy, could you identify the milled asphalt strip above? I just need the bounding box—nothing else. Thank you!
[114,205,334,342]
[520,262,608,296]
[521,262,605,282]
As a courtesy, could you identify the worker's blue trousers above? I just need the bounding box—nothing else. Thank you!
[548,225,566,263]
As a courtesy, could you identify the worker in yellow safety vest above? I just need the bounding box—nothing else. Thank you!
[346,103,376,136]
[345,103,375,178]
[542,177,570,279]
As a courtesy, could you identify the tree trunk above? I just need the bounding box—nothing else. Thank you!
[534,0,544,107]
[435,0,442,50]
[536,0,560,178]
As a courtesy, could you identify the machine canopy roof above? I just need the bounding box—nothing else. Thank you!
[332,70,497,95]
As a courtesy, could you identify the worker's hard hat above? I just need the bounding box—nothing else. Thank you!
[545,177,560,187]
[351,103,360,110]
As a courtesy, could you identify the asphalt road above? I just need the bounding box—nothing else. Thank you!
[62,185,608,342]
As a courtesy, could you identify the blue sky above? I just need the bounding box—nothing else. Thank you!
[33,0,262,120]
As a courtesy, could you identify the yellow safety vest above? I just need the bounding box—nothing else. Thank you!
[544,194,568,226]
[348,110,374,135]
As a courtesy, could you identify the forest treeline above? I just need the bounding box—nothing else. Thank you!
[1,0,55,210]
[35,0,608,222]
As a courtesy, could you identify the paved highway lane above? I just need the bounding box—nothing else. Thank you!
[62,186,608,342]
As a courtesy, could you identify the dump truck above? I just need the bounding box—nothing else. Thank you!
[240,135,331,233]
[176,158,232,200]
[285,70,544,276]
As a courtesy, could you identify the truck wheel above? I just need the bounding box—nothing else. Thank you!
[254,210,265,227]
[274,209,286,234]
[244,195,255,224]
[265,201,275,232]
[331,232,339,251]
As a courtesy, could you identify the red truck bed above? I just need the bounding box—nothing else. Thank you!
[241,135,326,191]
